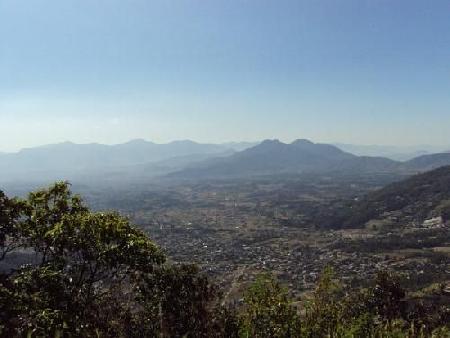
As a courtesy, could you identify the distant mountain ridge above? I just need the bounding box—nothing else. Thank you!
[2,138,450,185]
[404,153,450,171]
[334,143,448,161]
[0,140,224,169]
[171,139,396,179]
[0,140,255,182]
[170,139,450,179]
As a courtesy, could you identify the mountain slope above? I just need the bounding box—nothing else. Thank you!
[0,140,233,182]
[171,140,450,180]
[333,143,446,161]
[3,138,450,185]
[170,139,383,179]
[404,153,450,171]
[343,165,450,227]
[220,141,259,152]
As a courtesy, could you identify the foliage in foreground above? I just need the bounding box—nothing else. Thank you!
[0,183,449,337]
[238,269,449,338]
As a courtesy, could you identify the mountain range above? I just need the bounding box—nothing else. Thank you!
[170,139,450,179]
[0,140,255,183]
[1,139,450,185]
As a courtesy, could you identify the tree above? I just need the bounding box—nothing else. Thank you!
[0,182,235,337]
[239,273,301,338]
[369,271,407,324]
[0,191,24,262]
[302,266,344,337]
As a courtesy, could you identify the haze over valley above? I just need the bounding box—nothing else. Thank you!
[1,138,450,191]
[1,0,450,335]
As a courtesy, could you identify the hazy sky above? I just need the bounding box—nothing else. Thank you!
[1,0,450,152]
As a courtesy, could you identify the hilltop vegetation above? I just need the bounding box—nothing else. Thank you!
[0,183,449,337]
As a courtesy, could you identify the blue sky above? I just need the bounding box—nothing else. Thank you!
[1,0,449,151]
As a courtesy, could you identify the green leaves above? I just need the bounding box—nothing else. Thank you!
[0,191,25,260]
[239,274,301,338]
[0,182,237,336]
[0,182,168,336]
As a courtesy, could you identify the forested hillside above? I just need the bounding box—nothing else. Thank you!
[343,166,450,227]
